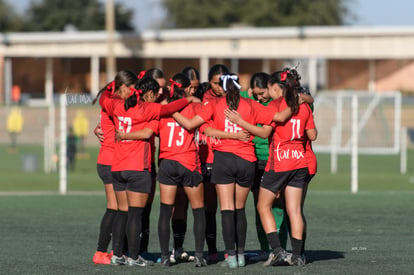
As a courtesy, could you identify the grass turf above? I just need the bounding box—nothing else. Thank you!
[1,144,414,273]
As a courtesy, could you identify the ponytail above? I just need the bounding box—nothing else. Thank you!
[270,70,299,114]
[220,74,241,111]
[92,81,115,105]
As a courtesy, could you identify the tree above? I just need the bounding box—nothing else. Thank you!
[20,0,134,32]
[162,0,354,29]
[0,0,24,31]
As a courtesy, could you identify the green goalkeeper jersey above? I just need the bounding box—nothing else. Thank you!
[240,91,271,161]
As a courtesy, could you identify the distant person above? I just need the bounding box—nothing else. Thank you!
[73,110,89,154]
[7,107,24,150]
[67,126,77,171]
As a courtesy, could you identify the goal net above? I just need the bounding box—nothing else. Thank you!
[312,91,403,192]
[313,91,401,155]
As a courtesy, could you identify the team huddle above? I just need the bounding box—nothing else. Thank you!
[91,64,317,269]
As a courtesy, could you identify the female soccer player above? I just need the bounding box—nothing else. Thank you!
[172,73,292,269]
[91,74,127,265]
[167,66,202,264]
[240,72,288,262]
[98,70,200,267]
[198,64,229,263]
[225,70,317,267]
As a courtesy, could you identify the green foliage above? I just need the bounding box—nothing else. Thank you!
[1,0,134,32]
[162,0,353,29]
[0,0,24,31]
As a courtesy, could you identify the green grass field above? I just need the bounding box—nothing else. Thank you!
[1,145,414,274]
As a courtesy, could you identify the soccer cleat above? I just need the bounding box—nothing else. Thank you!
[206,253,219,263]
[289,254,306,266]
[263,249,288,267]
[221,255,238,268]
[93,251,111,265]
[194,256,208,267]
[172,248,189,262]
[284,252,293,265]
[237,254,245,267]
[110,255,127,265]
[127,256,154,267]
[160,255,171,266]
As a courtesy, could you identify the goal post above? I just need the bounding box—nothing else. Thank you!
[312,90,403,193]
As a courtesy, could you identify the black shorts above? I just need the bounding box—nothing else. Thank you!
[112,170,152,193]
[157,159,202,188]
[97,164,112,184]
[251,159,267,191]
[261,168,308,193]
[151,162,157,178]
[201,162,213,183]
[211,151,255,187]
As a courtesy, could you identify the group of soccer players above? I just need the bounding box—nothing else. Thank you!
[91,63,317,269]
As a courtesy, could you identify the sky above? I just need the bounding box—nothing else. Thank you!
[10,0,414,31]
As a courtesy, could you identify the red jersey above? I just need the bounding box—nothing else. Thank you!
[97,109,115,165]
[305,138,317,175]
[198,89,222,164]
[100,92,162,172]
[198,96,269,162]
[156,103,201,172]
[266,98,315,172]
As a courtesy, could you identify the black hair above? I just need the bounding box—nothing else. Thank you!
[167,73,191,103]
[124,76,160,110]
[144,68,164,79]
[219,73,240,111]
[250,72,270,89]
[195,81,209,100]
[92,70,137,105]
[269,70,299,114]
[182,66,200,81]
[208,64,229,81]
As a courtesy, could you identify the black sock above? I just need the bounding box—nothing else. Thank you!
[302,231,307,254]
[112,210,128,257]
[205,208,217,254]
[158,203,174,257]
[97,208,116,252]
[291,237,303,258]
[267,231,281,252]
[172,218,187,250]
[235,208,247,254]
[139,203,152,253]
[192,207,206,257]
[126,206,144,260]
[221,210,236,256]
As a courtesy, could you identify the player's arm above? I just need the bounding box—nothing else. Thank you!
[299,93,314,105]
[203,127,250,141]
[94,123,104,142]
[116,128,154,141]
[172,113,205,131]
[306,127,317,141]
[271,106,292,123]
[224,109,273,139]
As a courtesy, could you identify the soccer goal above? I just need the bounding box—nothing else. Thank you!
[312,91,404,193]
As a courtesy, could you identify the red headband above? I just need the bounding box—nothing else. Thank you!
[169,78,182,98]
[106,81,115,94]
[137,70,146,79]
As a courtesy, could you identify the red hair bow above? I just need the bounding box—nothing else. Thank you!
[280,71,289,82]
[128,87,142,97]
[137,70,146,79]
[106,81,115,94]
[169,78,182,98]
